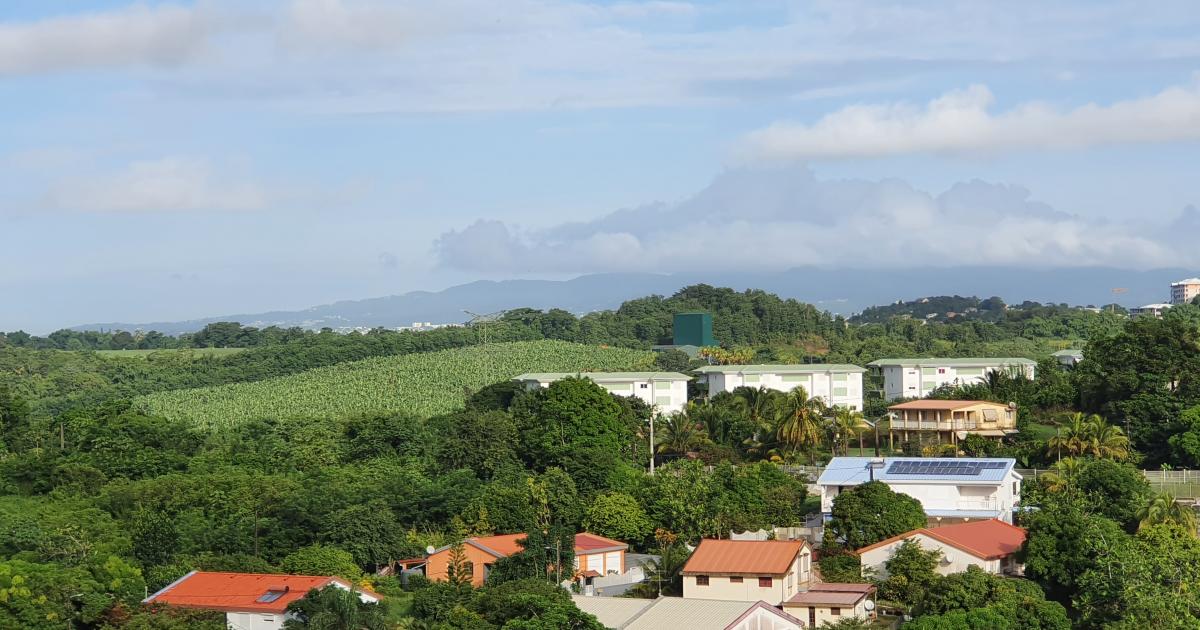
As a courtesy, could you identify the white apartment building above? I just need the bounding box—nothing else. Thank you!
[817,457,1022,525]
[866,358,1036,401]
[1171,278,1200,305]
[513,372,691,414]
[1130,303,1173,318]
[694,364,866,410]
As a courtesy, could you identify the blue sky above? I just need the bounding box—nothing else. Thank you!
[3,0,1200,331]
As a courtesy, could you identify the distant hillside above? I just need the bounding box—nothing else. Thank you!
[70,266,1194,335]
[134,340,654,428]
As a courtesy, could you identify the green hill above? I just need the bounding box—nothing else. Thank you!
[135,340,654,428]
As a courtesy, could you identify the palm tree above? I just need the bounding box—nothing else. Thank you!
[1083,415,1130,461]
[830,407,866,456]
[655,411,706,455]
[774,387,826,463]
[1138,492,1198,534]
[730,386,780,431]
[1047,412,1090,459]
[687,402,733,447]
[1042,457,1083,493]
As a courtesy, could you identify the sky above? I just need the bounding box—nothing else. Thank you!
[3,0,1200,332]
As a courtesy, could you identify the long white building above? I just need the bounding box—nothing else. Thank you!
[512,372,691,414]
[866,358,1036,401]
[694,364,866,410]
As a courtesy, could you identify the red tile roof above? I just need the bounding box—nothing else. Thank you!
[143,572,380,613]
[682,540,808,576]
[856,519,1026,560]
[465,532,627,558]
[888,400,1006,411]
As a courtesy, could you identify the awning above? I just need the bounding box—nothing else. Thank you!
[955,430,1009,439]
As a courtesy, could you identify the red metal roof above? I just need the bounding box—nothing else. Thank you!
[856,519,1026,560]
[143,572,379,613]
[466,532,627,558]
[682,540,808,576]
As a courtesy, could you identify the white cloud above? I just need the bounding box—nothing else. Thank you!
[435,167,1187,273]
[0,4,213,75]
[741,81,1200,159]
[47,157,267,213]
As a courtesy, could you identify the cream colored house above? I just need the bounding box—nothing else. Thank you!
[513,372,690,414]
[887,399,1017,446]
[782,583,875,628]
[857,519,1026,578]
[682,540,812,605]
[694,364,865,410]
[867,358,1036,401]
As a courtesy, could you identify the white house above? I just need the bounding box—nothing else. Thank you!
[866,358,1037,401]
[571,596,806,630]
[1130,303,1173,318]
[694,364,866,410]
[682,539,812,605]
[857,519,1026,578]
[144,571,381,630]
[513,372,691,414]
[1051,349,1083,368]
[817,457,1022,525]
[1171,278,1200,305]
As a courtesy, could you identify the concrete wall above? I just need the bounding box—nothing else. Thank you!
[703,370,863,410]
[682,550,810,605]
[881,363,1037,401]
[227,612,285,630]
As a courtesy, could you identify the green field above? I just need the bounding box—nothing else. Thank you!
[135,340,654,428]
[95,347,247,359]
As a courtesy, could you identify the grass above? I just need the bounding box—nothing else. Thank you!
[94,347,247,359]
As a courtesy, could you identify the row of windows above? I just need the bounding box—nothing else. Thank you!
[694,575,772,587]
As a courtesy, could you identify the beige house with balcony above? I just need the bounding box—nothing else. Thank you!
[887,400,1016,448]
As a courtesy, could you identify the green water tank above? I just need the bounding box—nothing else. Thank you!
[673,312,715,347]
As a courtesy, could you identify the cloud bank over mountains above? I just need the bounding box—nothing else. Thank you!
[436,167,1191,274]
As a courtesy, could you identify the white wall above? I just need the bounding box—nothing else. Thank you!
[880,363,1037,401]
[682,551,810,605]
[859,533,1001,579]
[727,606,804,630]
[784,601,872,628]
[227,612,285,630]
[703,370,863,410]
[525,377,688,414]
[820,471,1021,523]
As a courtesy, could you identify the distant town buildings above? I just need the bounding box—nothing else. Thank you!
[1129,303,1173,318]
[1171,277,1200,305]
[866,358,1037,401]
[694,364,865,410]
[513,372,691,414]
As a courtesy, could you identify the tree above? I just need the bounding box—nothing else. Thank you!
[1075,524,1200,628]
[1073,458,1151,530]
[282,585,388,630]
[1137,492,1198,533]
[446,542,474,590]
[470,578,604,629]
[774,387,826,462]
[128,507,178,568]
[817,554,866,583]
[830,407,865,456]
[876,539,941,609]
[584,492,652,544]
[655,412,705,455]
[1019,495,1126,601]
[823,481,926,550]
[280,545,362,580]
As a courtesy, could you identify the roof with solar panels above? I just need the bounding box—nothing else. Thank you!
[817,457,1019,486]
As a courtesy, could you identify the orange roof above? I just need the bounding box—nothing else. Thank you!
[143,572,380,613]
[856,519,1026,560]
[889,400,1004,411]
[574,533,628,552]
[463,532,627,558]
[682,540,808,576]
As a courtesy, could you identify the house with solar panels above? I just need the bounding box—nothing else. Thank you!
[866,358,1037,401]
[817,457,1022,525]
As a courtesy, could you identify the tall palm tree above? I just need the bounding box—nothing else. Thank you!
[774,387,826,462]
[655,411,706,455]
[1138,492,1198,534]
[1083,415,1131,461]
[1042,457,1083,493]
[830,407,866,456]
[1047,412,1090,459]
[687,402,733,447]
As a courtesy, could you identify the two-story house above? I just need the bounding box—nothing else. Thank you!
[887,399,1018,447]
[817,457,1022,525]
[681,539,812,605]
[694,364,866,410]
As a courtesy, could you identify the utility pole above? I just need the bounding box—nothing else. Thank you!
[649,413,656,475]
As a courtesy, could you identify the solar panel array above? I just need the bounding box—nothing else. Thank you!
[886,460,1008,476]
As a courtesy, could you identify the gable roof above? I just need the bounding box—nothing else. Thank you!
[438,532,628,559]
[143,571,379,614]
[682,540,807,576]
[856,519,1027,560]
[724,601,806,629]
[817,457,1018,486]
[694,364,865,375]
[888,400,1009,411]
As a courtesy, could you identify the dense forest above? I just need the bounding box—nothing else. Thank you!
[1,285,1199,628]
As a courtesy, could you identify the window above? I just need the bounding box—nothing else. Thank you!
[833,387,848,397]
[1013,482,1019,495]
[781,374,807,383]
[921,367,937,376]
[639,383,649,389]
[729,576,742,583]
[655,396,673,406]
[922,381,937,391]
[832,373,849,382]
[257,589,288,603]
[758,577,772,588]
[261,616,275,623]
[696,575,709,586]
[830,607,841,616]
